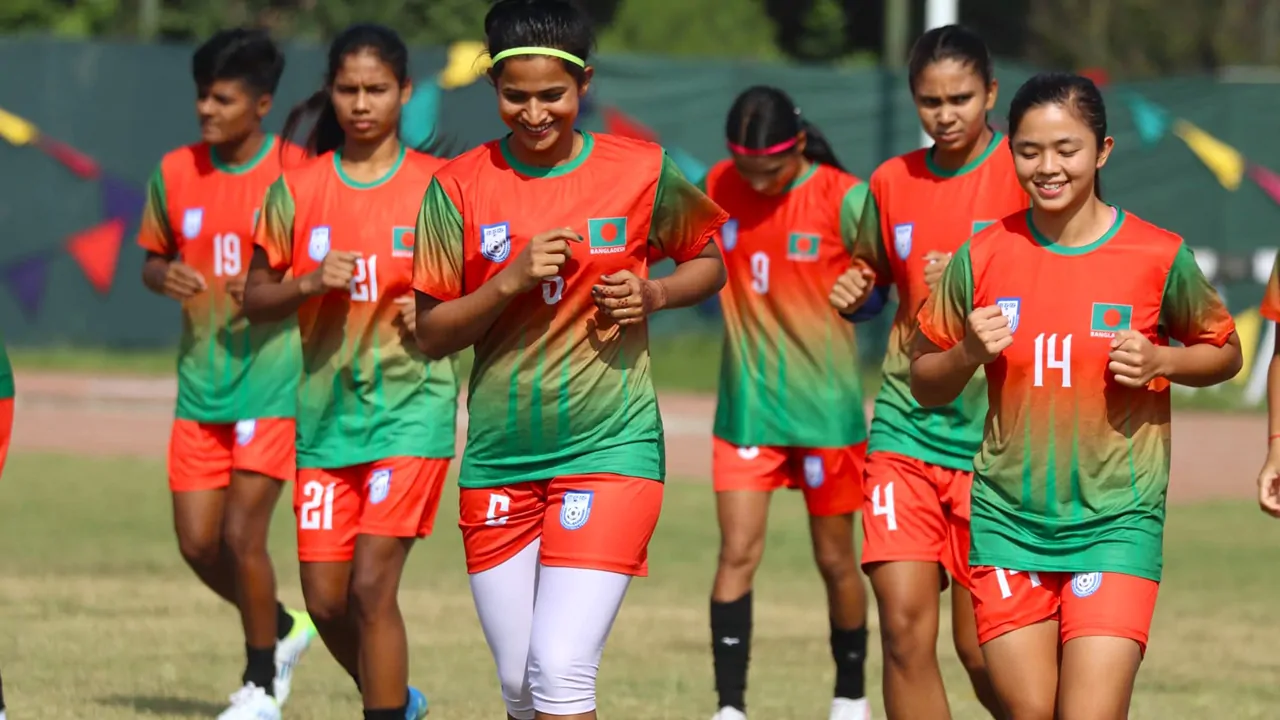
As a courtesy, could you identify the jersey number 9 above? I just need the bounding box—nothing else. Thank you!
[750,252,769,295]
[542,276,565,305]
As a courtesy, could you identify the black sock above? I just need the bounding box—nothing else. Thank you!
[276,602,295,640]
[830,622,868,700]
[711,592,752,712]
[350,671,362,692]
[243,645,276,695]
[0,667,6,711]
[364,707,406,720]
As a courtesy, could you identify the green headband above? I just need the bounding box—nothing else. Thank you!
[491,46,586,68]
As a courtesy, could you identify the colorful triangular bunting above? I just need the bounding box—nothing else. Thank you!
[66,219,125,295]
[667,146,708,184]
[401,83,441,151]
[1123,92,1171,147]
[439,41,491,90]
[0,106,37,146]
[603,107,658,143]
[1173,120,1244,191]
[35,135,101,179]
[1248,163,1280,207]
[0,253,52,321]
[100,173,145,225]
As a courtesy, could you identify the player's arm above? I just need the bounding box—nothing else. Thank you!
[644,153,729,307]
[242,177,357,323]
[909,243,1008,406]
[137,165,205,301]
[834,182,891,321]
[1130,244,1241,388]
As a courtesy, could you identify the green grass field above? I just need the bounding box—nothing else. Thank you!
[1,452,1279,718]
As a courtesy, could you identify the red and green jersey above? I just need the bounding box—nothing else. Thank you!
[1261,249,1280,322]
[414,132,727,489]
[853,132,1028,470]
[0,329,12,400]
[138,136,304,423]
[256,147,459,469]
[701,160,868,447]
[918,209,1236,581]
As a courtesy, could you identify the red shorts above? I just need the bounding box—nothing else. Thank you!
[860,451,973,587]
[0,397,12,476]
[712,438,866,517]
[168,418,296,492]
[970,566,1160,652]
[459,474,663,576]
[295,456,450,563]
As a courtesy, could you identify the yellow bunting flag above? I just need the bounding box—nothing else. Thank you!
[0,106,38,146]
[439,41,491,90]
[1173,120,1245,191]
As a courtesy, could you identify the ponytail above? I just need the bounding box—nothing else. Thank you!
[281,90,344,158]
[799,120,846,172]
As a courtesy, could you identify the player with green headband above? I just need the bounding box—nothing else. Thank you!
[413,1,728,718]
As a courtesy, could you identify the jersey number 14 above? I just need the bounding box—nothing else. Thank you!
[1033,333,1072,388]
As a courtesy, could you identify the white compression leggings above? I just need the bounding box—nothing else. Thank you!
[469,538,633,718]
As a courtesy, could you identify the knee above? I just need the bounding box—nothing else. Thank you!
[1006,693,1056,720]
[717,536,764,578]
[302,583,349,627]
[813,545,860,586]
[349,564,398,623]
[176,527,221,570]
[528,642,597,716]
[878,604,937,667]
[221,512,266,561]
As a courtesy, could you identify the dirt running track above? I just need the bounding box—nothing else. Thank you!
[8,370,1260,504]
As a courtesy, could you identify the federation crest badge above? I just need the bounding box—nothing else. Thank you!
[893,223,913,259]
[182,208,204,239]
[803,455,824,488]
[480,222,511,262]
[720,219,739,251]
[308,226,331,262]
[368,468,392,505]
[1070,572,1103,598]
[560,490,594,531]
[996,297,1021,333]
[234,419,257,447]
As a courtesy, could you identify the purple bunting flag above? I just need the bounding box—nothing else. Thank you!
[1,252,52,321]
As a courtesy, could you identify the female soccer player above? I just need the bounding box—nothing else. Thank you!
[912,72,1241,720]
[243,23,453,720]
[1256,259,1280,517]
[413,2,727,718]
[828,25,1022,720]
[701,86,870,720]
[135,28,315,720]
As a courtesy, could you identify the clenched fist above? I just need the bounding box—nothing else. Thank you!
[961,305,1013,365]
[161,261,207,301]
[829,263,876,315]
[1107,329,1165,388]
[501,228,581,295]
[300,250,360,296]
[593,270,666,326]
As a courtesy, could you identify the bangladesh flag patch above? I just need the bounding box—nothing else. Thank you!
[588,217,628,255]
[787,232,821,261]
[392,226,414,257]
[1090,302,1132,337]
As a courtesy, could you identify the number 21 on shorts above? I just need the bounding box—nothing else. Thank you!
[300,480,336,530]
[872,482,897,531]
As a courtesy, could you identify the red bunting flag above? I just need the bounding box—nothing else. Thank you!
[35,135,101,179]
[66,218,125,295]
[603,107,657,143]
[1079,67,1111,88]
[1248,163,1280,207]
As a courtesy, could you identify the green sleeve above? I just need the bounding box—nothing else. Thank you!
[0,330,12,400]
[851,186,893,282]
[695,175,708,194]
[839,181,870,255]
[916,240,975,350]
[649,152,727,263]
[413,177,466,301]
[1159,243,1236,347]
[257,177,296,271]
[137,165,178,256]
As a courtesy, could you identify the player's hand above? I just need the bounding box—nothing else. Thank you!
[501,228,581,295]
[829,262,876,315]
[923,251,952,290]
[1108,330,1165,388]
[225,275,247,306]
[162,261,207,301]
[961,305,1013,365]
[300,250,360,296]
[1258,446,1280,518]
[393,296,416,340]
[593,271,666,326]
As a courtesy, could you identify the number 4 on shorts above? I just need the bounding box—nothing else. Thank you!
[872,482,897,531]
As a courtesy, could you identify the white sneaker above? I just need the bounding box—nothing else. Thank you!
[830,697,871,720]
[217,684,281,720]
[273,609,318,706]
[712,707,747,720]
